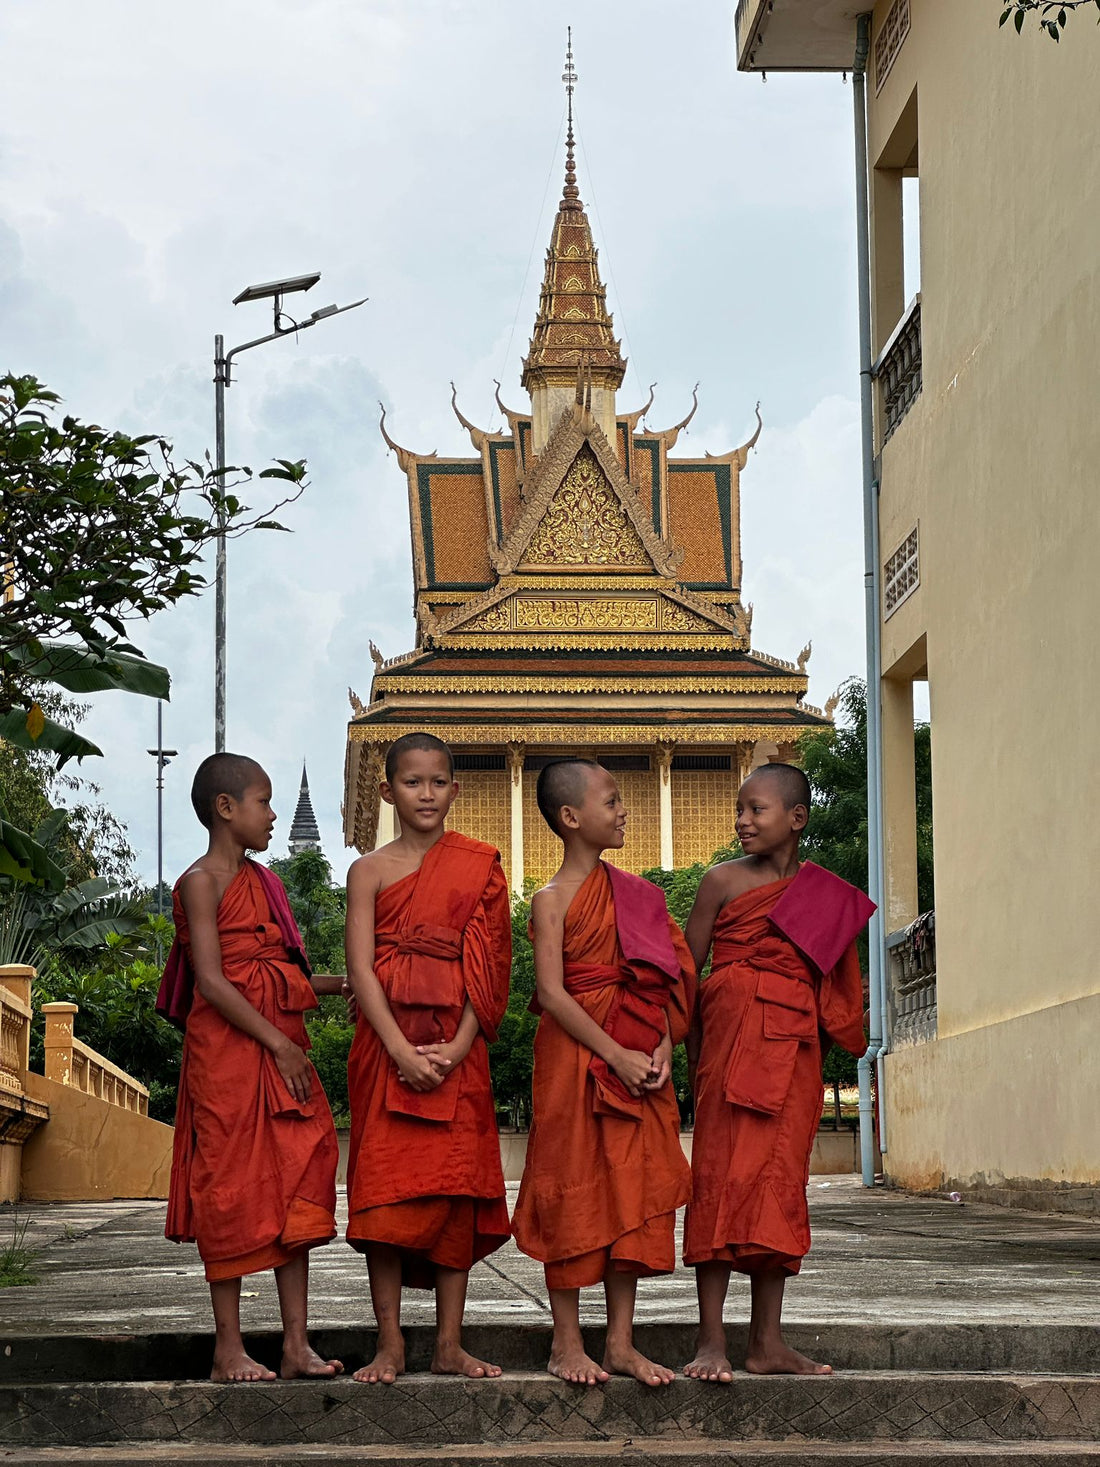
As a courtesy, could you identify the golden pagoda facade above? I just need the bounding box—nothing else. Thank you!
[344,89,830,890]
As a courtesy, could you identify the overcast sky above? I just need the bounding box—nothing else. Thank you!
[4,0,879,884]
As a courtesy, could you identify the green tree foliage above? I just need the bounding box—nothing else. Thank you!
[1000,0,1100,39]
[267,849,347,973]
[0,372,306,880]
[0,699,134,890]
[306,1001,354,1126]
[643,844,741,934]
[800,678,933,916]
[265,850,353,1123]
[643,848,741,1126]
[488,896,539,1128]
[799,678,933,1094]
[31,918,183,1122]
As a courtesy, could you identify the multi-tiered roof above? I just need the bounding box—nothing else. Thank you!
[343,46,829,860]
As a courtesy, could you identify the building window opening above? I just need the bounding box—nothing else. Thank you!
[453,754,506,772]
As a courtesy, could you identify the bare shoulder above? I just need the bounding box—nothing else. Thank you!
[178,864,217,894]
[177,864,226,920]
[530,881,568,930]
[347,850,384,896]
[701,857,758,903]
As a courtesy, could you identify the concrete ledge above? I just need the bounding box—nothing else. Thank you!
[0,1441,1099,1466]
[336,1129,862,1186]
[945,1181,1100,1219]
[2,1372,1099,1448]
[3,1322,1100,1386]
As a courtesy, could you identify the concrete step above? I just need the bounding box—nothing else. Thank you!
[2,1441,1100,1466]
[3,1322,1099,1384]
[2,1373,1099,1450]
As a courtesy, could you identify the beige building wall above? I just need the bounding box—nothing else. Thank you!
[869,1,1100,1196]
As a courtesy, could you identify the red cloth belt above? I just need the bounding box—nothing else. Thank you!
[564,959,672,1122]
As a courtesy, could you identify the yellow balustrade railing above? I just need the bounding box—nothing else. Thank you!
[0,965,34,1096]
[41,1001,149,1116]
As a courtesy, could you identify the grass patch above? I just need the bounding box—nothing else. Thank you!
[0,1212,42,1288]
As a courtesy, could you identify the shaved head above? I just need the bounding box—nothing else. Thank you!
[744,762,811,811]
[536,758,600,835]
[385,732,454,781]
[191,753,267,829]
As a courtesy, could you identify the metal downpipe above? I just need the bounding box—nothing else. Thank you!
[852,13,887,1186]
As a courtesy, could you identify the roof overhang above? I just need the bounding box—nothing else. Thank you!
[735,0,869,73]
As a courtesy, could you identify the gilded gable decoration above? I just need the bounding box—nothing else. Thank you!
[520,446,648,569]
[490,408,681,577]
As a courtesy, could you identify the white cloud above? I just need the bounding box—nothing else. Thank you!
[3,0,866,885]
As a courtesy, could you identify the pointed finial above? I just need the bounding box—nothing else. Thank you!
[560,28,580,212]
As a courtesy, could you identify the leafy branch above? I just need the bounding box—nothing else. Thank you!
[1,373,306,670]
[1000,0,1100,38]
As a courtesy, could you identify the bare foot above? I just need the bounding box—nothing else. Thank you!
[211,1349,276,1383]
[683,1346,735,1383]
[745,1343,832,1376]
[548,1343,610,1386]
[281,1343,343,1379]
[604,1342,676,1387]
[431,1341,502,1379]
[352,1342,405,1384]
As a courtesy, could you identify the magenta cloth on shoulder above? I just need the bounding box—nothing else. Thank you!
[767,861,876,976]
[252,861,310,973]
[604,861,679,981]
[154,860,310,1032]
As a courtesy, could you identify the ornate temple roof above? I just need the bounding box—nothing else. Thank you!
[288,763,322,856]
[344,37,831,859]
[520,56,624,395]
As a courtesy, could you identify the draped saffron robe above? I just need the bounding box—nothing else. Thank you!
[683,872,869,1275]
[165,861,338,1282]
[345,831,512,1287]
[511,862,695,1289]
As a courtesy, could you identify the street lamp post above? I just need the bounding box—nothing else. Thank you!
[213,273,367,751]
[146,702,178,959]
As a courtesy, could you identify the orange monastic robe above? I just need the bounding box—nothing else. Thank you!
[684,877,867,1275]
[511,863,695,1290]
[345,831,511,1287]
[165,862,338,1282]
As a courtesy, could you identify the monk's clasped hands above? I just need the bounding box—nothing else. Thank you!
[642,1036,673,1091]
[392,1044,445,1091]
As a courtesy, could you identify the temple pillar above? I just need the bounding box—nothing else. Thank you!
[507,742,525,895]
[655,741,676,870]
[375,796,396,848]
[736,740,757,788]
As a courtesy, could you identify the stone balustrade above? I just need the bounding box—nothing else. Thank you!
[886,912,937,1047]
[41,1002,149,1116]
[0,966,33,1097]
[874,295,922,444]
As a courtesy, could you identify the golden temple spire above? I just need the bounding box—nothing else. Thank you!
[522,29,625,452]
[561,27,580,213]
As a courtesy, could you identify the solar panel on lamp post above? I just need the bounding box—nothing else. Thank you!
[212,273,367,751]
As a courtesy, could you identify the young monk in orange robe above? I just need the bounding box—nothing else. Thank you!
[344,732,511,1384]
[682,763,872,1380]
[512,759,695,1388]
[163,754,342,1383]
